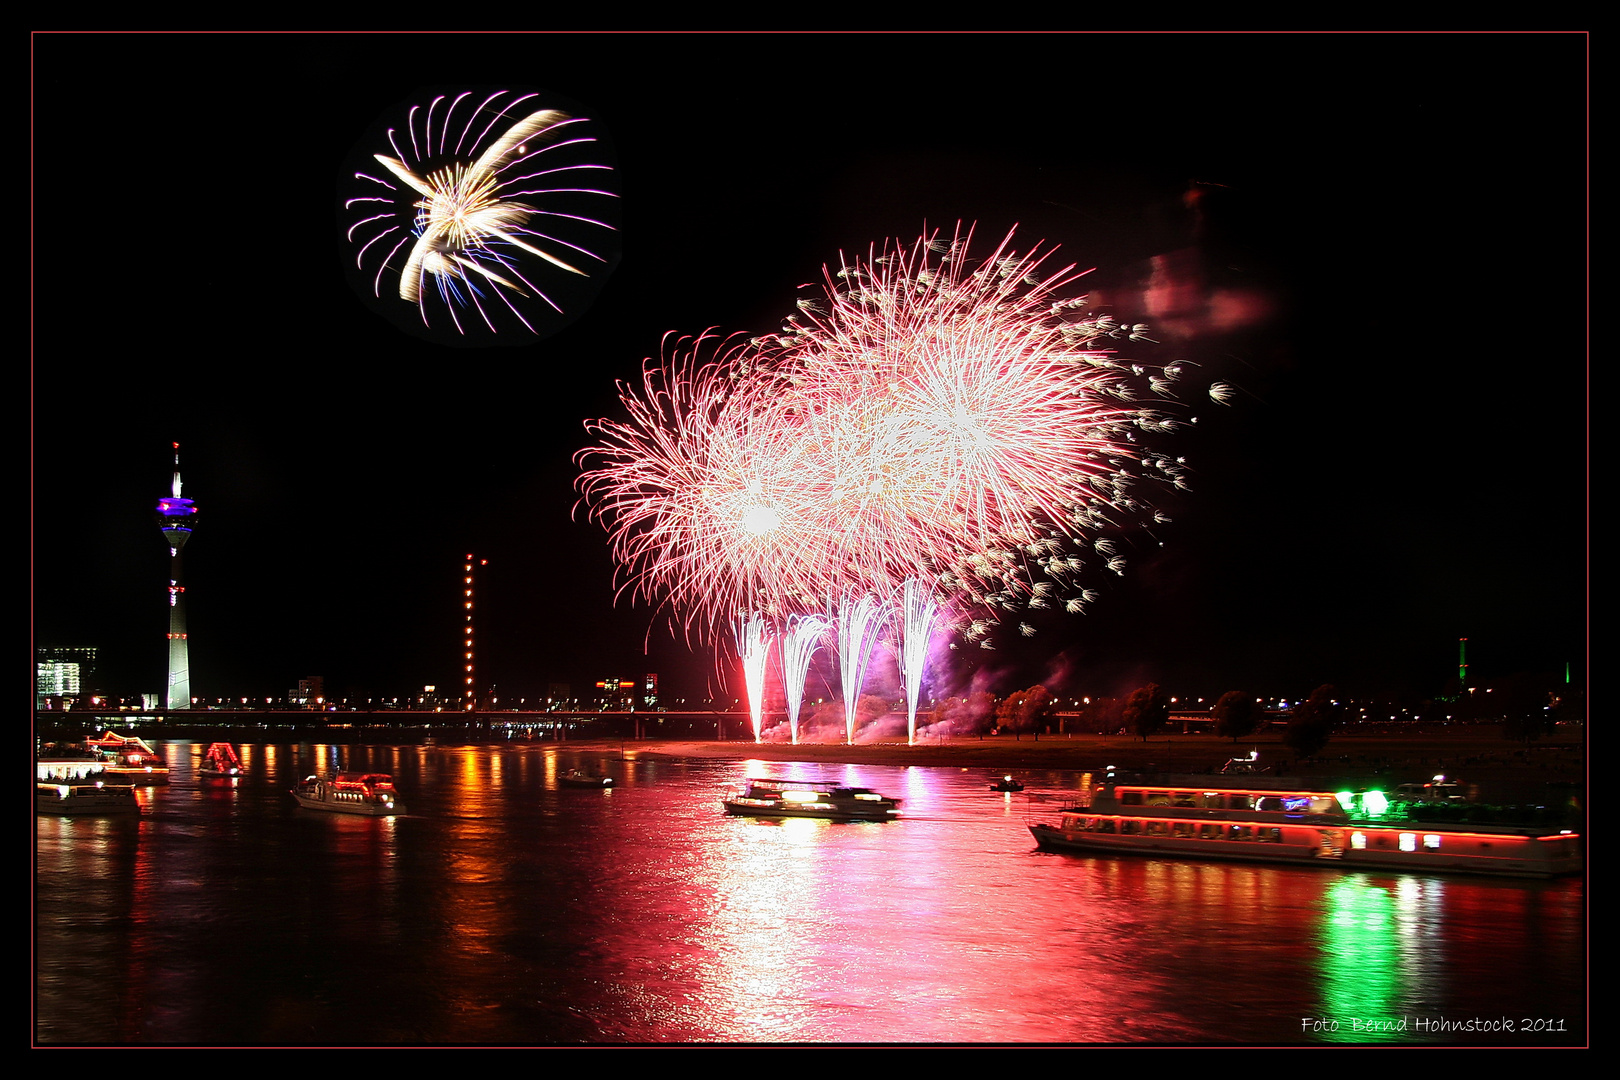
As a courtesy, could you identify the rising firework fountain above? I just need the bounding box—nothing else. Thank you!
[734,613,772,743]
[781,614,828,745]
[834,593,886,745]
[155,443,197,710]
[897,578,940,746]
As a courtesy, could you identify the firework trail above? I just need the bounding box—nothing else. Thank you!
[897,577,940,746]
[734,613,772,744]
[345,89,618,342]
[781,614,829,745]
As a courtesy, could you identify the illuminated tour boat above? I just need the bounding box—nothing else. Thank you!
[1029,775,1582,879]
[292,773,405,816]
[199,743,244,778]
[37,780,140,816]
[88,731,170,785]
[723,778,901,822]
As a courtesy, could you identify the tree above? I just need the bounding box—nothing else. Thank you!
[1213,691,1259,742]
[1284,684,1340,759]
[997,684,1056,740]
[1123,683,1170,741]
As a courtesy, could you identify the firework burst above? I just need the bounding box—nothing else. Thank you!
[344,89,619,344]
[578,225,1187,723]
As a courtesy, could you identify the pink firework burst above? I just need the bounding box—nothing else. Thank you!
[577,225,1187,645]
[575,332,842,636]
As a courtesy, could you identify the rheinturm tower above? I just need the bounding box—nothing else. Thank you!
[156,443,197,709]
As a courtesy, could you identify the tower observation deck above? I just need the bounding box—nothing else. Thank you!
[156,443,197,710]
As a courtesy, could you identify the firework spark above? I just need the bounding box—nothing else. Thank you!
[345,89,618,342]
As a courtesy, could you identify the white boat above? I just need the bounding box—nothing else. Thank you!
[291,773,404,816]
[37,781,140,816]
[1029,775,1582,879]
[88,731,170,785]
[723,777,900,821]
[560,768,614,788]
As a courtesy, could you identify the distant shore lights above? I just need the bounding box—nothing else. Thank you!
[464,554,487,710]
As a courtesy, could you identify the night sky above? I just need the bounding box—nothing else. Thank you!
[31,32,1587,708]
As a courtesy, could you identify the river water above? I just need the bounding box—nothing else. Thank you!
[35,741,1586,1046]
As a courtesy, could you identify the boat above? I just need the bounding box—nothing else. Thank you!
[990,775,1025,792]
[723,777,900,821]
[198,743,243,778]
[291,772,404,816]
[560,768,614,788]
[1029,774,1582,879]
[37,744,107,782]
[37,780,140,816]
[88,731,170,785]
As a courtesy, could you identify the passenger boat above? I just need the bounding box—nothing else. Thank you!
[723,778,900,821]
[37,745,107,782]
[37,780,140,816]
[560,768,614,788]
[1029,775,1582,879]
[291,773,404,816]
[88,731,170,785]
[198,743,243,778]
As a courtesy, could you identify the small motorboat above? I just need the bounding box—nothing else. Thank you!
[199,743,243,778]
[723,778,900,821]
[990,775,1025,792]
[560,768,614,788]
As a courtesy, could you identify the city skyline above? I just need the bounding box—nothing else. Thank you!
[31,32,1587,708]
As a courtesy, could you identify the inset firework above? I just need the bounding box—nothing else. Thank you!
[343,88,619,345]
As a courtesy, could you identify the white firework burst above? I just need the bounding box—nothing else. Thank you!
[346,89,618,342]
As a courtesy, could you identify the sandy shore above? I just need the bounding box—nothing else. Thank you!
[581,729,1584,804]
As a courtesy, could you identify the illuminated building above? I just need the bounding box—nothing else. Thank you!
[595,678,636,710]
[155,443,196,710]
[37,646,98,708]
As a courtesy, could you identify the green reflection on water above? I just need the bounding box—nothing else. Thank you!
[1314,877,1408,1043]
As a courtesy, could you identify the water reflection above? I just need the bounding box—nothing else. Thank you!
[36,744,1584,1045]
